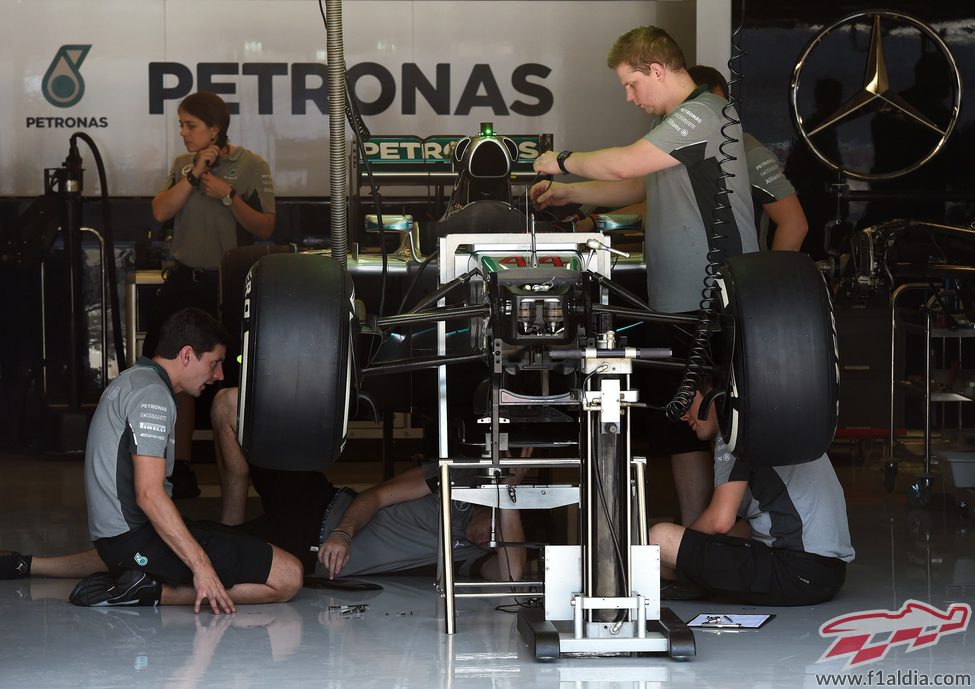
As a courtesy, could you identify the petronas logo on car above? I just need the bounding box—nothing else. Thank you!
[42,45,91,108]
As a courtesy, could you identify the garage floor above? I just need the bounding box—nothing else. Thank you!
[0,447,973,688]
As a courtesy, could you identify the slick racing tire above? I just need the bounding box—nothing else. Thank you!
[219,244,295,388]
[715,251,839,466]
[238,253,355,471]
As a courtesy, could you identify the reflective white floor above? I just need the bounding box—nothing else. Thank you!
[0,450,973,689]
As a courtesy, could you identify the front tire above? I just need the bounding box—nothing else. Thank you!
[238,253,355,471]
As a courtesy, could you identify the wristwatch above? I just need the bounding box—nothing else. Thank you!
[182,164,201,189]
[556,150,573,175]
[221,187,237,206]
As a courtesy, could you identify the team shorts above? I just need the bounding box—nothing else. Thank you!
[239,464,336,573]
[675,527,847,606]
[94,520,273,589]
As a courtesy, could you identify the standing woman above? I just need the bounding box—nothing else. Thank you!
[146,91,276,497]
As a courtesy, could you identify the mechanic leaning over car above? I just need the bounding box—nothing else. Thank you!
[531,26,759,527]
[573,64,809,253]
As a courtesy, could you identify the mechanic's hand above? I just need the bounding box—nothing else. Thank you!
[199,171,232,201]
[192,564,236,615]
[533,150,561,176]
[318,533,351,580]
[192,145,221,176]
[530,180,572,209]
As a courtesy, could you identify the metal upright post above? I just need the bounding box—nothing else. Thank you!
[440,461,456,634]
[59,147,85,412]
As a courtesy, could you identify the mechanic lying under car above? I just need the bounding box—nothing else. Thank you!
[648,377,855,606]
[0,386,527,593]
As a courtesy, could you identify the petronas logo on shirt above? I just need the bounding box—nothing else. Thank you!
[42,45,92,108]
[134,552,149,566]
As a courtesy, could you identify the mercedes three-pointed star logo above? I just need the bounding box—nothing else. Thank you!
[789,11,962,181]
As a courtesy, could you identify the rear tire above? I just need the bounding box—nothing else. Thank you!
[715,251,839,466]
[238,253,355,471]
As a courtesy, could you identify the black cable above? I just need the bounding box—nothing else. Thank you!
[490,466,541,610]
[587,376,629,614]
[397,249,439,313]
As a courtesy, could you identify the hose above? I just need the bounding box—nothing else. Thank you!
[69,132,127,373]
[324,0,348,268]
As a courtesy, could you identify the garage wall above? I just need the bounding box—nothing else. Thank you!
[0,0,719,198]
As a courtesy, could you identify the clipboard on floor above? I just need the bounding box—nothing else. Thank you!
[686,613,776,630]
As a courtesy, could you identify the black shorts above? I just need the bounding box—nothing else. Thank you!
[94,520,273,589]
[237,465,336,574]
[675,528,847,606]
[630,319,711,456]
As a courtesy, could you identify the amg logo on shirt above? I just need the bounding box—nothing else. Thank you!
[139,422,167,433]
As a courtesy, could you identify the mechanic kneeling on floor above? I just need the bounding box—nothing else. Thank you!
[649,377,855,606]
[71,308,303,612]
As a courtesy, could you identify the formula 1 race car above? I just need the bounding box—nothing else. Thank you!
[232,124,839,659]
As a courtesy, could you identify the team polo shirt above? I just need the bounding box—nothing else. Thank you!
[744,133,796,249]
[713,439,855,562]
[643,88,758,313]
[316,461,487,577]
[84,357,176,540]
[162,146,275,270]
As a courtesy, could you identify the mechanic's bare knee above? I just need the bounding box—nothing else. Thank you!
[211,387,238,429]
[267,547,303,602]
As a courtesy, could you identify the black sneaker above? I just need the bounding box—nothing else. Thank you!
[660,579,707,601]
[0,551,32,579]
[69,570,162,607]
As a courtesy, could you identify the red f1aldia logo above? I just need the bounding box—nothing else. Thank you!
[817,599,970,669]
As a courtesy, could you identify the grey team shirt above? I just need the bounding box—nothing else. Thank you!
[744,133,796,249]
[643,90,758,313]
[713,439,855,562]
[163,145,275,270]
[316,461,487,577]
[744,133,794,205]
[84,360,176,540]
[317,490,484,577]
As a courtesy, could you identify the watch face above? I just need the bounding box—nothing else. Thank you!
[222,194,233,206]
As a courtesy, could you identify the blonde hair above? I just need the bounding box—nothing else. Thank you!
[607,26,686,74]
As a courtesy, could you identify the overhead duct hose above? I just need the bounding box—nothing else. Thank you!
[326,0,348,267]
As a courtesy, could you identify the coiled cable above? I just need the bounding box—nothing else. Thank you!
[665,0,747,421]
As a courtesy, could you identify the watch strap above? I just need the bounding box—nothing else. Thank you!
[556,150,573,175]
[184,167,201,189]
